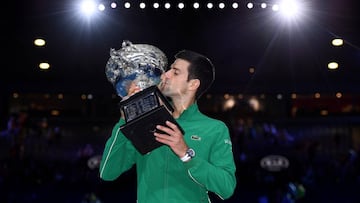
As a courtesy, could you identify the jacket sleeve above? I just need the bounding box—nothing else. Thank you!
[99,119,138,181]
[184,122,237,200]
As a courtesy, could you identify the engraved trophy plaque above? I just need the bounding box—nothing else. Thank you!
[105,40,184,154]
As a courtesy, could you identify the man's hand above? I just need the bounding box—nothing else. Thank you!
[128,82,141,95]
[153,121,188,158]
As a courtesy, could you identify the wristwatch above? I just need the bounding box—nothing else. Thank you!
[180,148,195,162]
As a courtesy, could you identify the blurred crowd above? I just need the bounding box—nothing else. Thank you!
[1,111,359,203]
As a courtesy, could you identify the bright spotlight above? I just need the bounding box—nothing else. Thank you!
[279,0,300,18]
[219,3,225,9]
[110,2,117,8]
[79,0,97,16]
[247,3,254,9]
[153,2,160,9]
[232,2,239,9]
[98,3,105,11]
[124,2,131,8]
[193,2,200,9]
[328,62,339,70]
[332,38,344,46]
[261,3,267,8]
[207,3,213,9]
[178,2,185,9]
[272,4,279,11]
[139,2,146,9]
[39,62,50,70]
[164,3,171,9]
[34,38,46,47]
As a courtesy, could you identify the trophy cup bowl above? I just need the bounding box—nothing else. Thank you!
[105,40,184,154]
[105,40,167,98]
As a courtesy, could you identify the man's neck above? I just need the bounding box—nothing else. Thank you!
[171,96,195,118]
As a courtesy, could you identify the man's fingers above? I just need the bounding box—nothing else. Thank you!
[165,121,179,132]
[156,124,172,135]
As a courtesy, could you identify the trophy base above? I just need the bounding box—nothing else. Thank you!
[120,105,184,155]
[119,85,174,122]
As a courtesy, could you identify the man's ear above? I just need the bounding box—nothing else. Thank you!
[189,79,200,91]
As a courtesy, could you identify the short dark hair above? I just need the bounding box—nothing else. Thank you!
[175,50,215,100]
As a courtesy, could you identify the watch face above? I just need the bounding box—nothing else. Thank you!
[187,148,195,157]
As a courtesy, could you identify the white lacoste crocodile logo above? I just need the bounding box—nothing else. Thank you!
[191,135,201,141]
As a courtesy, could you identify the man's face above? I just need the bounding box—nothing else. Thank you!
[159,58,190,98]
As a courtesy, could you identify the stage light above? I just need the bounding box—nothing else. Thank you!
[207,3,214,9]
[153,2,160,9]
[110,2,117,8]
[219,3,225,9]
[332,38,343,46]
[320,110,328,116]
[336,92,342,98]
[328,62,339,70]
[79,0,97,16]
[193,2,200,9]
[279,0,300,18]
[272,4,279,11]
[98,3,105,11]
[12,93,19,99]
[178,2,185,9]
[232,2,239,9]
[139,2,146,9]
[34,38,46,47]
[223,97,236,110]
[39,62,50,70]
[247,2,254,9]
[249,97,260,111]
[51,110,60,116]
[261,3,267,8]
[164,2,171,9]
[249,67,255,74]
[124,2,130,8]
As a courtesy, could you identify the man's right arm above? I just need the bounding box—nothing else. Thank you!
[99,119,138,181]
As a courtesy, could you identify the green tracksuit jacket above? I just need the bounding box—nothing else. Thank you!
[99,103,237,203]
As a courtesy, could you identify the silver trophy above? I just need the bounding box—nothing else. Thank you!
[105,40,184,154]
[105,40,167,98]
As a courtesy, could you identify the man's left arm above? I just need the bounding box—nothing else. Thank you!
[183,123,237,200]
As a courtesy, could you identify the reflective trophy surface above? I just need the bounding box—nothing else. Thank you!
[105,40,184,154]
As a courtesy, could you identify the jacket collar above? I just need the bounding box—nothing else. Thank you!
[177,102,198,120]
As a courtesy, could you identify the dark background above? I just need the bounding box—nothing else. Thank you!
[2,0,360,94]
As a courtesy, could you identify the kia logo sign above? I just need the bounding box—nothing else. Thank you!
[260,155,289,172]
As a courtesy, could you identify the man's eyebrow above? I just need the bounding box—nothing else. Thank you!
[169,65,180,72]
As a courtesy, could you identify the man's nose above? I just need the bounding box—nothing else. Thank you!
[160,73,165,81]
[163,70,170,78]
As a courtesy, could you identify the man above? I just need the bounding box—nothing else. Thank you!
[99,50,237,202]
